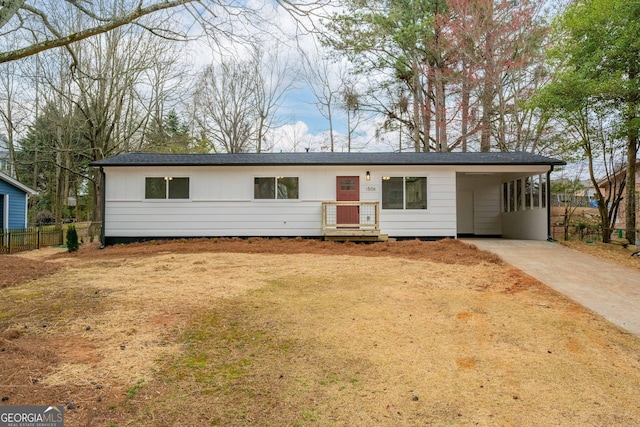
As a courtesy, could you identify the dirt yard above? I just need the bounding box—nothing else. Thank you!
[2,238,640,426]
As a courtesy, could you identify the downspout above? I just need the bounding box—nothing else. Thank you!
[100,167,106,249]
[547,167,553,240]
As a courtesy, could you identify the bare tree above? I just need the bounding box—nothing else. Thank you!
[1,0,326,65]
[249,43,295,153]
[194,43,293,154]
[0,0,206,63]
[14,44,86,224]
[19,4,183,222]
[279,122,308,153]
[447,0,547,152]
[341,80,364,153]
[194,60,258,153]
[301,48,344,152]
[0,57,29,177]
[138,43,191,152]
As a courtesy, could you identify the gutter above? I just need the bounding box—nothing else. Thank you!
[100,167,106,249]
[547,167,553,240]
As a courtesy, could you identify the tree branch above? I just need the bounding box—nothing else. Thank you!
[0,0,197,64]
[0,0,26,31]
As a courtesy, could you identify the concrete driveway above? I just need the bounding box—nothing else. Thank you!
[463,239,640,337]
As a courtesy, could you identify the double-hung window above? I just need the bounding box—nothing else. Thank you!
[254,177,299,199]
[145,177,190,199]
[381,176,427,209]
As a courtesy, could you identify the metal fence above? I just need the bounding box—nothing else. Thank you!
[551,225,640,243]
[0,227,64,254]
[551,225,602,242]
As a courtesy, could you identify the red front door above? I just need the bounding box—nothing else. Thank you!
[336,176,359,226]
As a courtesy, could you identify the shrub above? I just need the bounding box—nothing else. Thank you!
[66,225,79,252]
[35,210,55,225]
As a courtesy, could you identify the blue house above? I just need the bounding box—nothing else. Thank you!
[0,171,36,230]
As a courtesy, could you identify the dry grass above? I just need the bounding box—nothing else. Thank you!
[1,239,640,426]
[561,240,640,272]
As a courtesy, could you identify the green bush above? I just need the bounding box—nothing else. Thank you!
[66,225,79,252]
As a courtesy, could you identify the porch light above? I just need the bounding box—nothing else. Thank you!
[164,176,173,181]
[366,171,371,181]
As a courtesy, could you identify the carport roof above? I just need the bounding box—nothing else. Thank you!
[91,151,565,167]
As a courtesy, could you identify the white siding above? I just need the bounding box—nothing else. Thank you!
[502,209,548,240]
[378,168,456,237]
[103,165,457,238]
[456,174,502,235]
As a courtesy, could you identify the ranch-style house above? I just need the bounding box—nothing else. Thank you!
[91,151,565,245]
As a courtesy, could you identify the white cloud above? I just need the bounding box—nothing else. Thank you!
[179,0,397,153]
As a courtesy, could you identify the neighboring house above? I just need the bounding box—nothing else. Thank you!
[0,134,12,176]
[579,180,598,208]
[552,178,597,207]
[0,150,10,175]
[598,159,640,232]
[0,170,37,231]
[90,152,565,246]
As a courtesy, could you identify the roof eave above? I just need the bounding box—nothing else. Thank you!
[0,171,37,195]
[92,160,566,167]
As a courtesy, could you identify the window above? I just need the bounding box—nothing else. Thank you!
[145,178,166,199]
[340,179,356,191]
[503,181,509,212]
[503,174,547,212]
[532,175,540,208]
[516,179,523,210]
[525,176,533,209]
[382,176,427,209]
[382,177,403,209]
[509,181,516,211]
[406,177,427,209]
[145,177,189,199]
[254,177,299,199]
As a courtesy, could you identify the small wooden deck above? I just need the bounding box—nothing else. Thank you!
[321,201,389,242]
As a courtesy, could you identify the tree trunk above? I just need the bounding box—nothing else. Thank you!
[434,67,447,152]
[624,62,638,244]
[328,102,335,152]
[421,85,431,152]
[480,5,495,153]
[480,86,492,152]
[91,169,102,223]
[625,130,637,244]
[412,67,421,152]
[424,78,433,152]
[461,66,470,152]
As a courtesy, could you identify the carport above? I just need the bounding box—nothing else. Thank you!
[456,164,556,240]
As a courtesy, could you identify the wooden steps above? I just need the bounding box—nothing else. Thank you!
[322,229,389,242]
[321,201,389,242]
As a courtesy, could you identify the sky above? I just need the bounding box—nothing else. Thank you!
[186,0,390,153]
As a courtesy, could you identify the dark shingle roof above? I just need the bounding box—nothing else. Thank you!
[90,151,565,167]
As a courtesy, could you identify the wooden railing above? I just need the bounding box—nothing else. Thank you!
[321,201,381,237]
